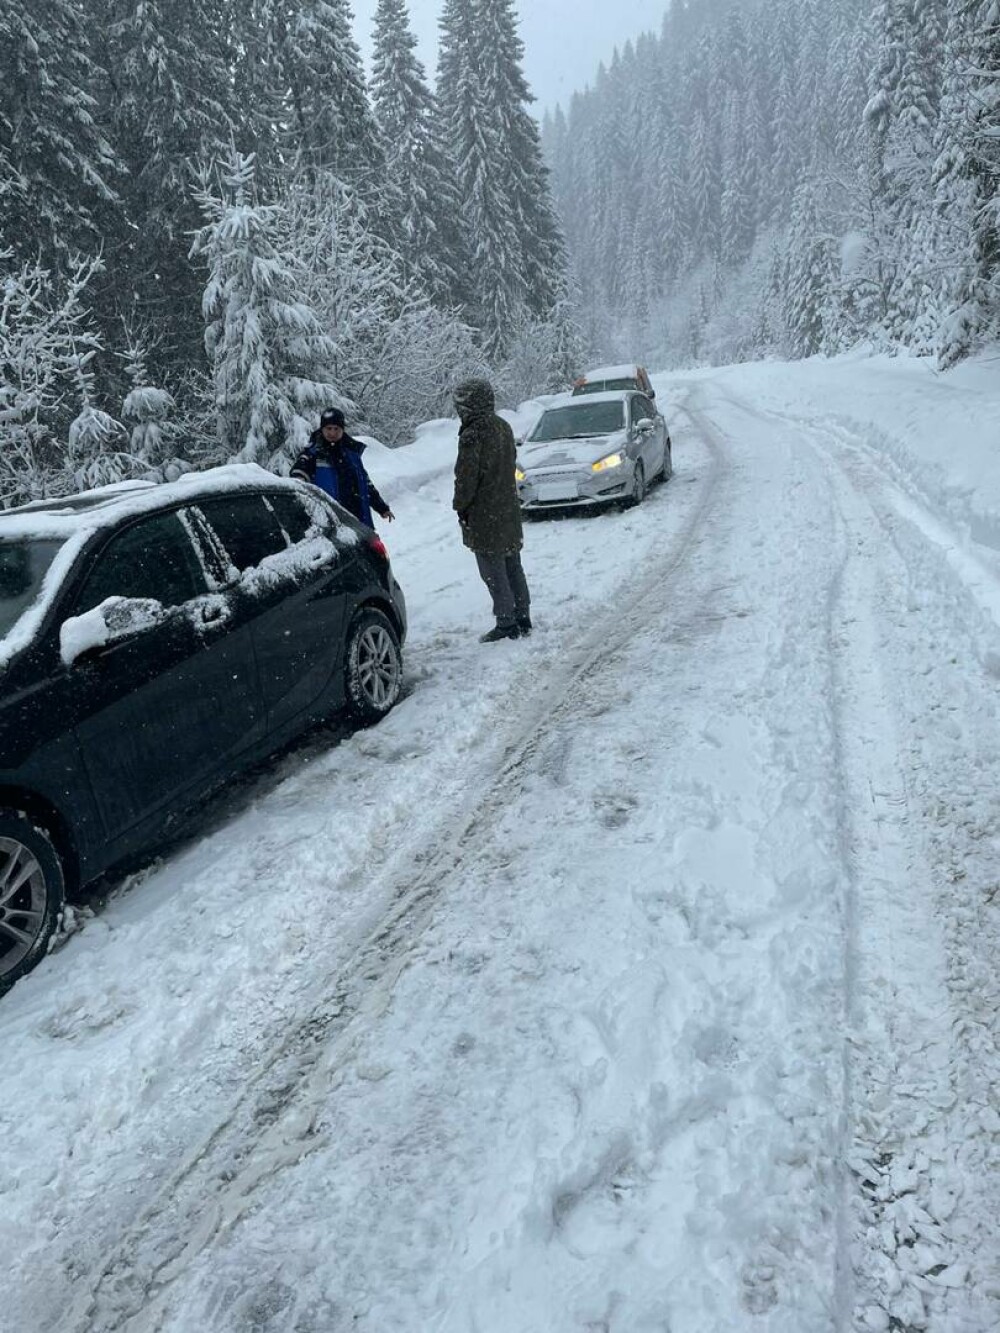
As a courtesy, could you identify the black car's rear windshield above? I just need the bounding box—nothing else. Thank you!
[529,401,625,442]
[0,537,65,640]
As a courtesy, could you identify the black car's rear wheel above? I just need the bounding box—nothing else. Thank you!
[0,811,64,993]
[345,608,403,724]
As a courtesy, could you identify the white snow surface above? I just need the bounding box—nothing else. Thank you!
[3,354,1000,1333]
[577,362,645,381]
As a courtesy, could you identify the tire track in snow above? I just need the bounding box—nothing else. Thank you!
[822,450,966,1333]
[63,415,726,1333]
[712,385,1000,1332]
[818,419,1000,1333]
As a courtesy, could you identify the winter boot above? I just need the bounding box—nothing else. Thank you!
[480,623,519,643]
[516,617,532,637]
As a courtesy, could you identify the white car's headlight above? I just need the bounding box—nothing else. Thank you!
[592,451,625,473]
[515,466,526,482]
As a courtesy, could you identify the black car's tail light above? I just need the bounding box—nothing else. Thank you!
[368,535,389,561]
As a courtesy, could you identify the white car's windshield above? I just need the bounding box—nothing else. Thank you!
[529,401,625,442]
[0,537,65,641]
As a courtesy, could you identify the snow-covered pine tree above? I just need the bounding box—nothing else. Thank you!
[95,0,236,382]
[225,0,284,170]
[769,61,801,224]
[192,153,350,469]
[687,110,719,259]
[370,0,470,308]
[120,330,176,472]
[278,0,387,213]
[892,0,951,352]
[929,5,977,364]
[437,0,525,355]
[720,91,755,268]
[66,347,133,494]
[0,253,102,506]
[834,7,872,165]
[938,0,1000,363]
[652,119,689,280]
[784,178,833,357]
[472,0,570,321]
[0,0,118,261]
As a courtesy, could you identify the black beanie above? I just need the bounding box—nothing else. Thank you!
[321,408,346,429]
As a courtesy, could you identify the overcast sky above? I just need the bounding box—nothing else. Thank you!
[351,0,669,114]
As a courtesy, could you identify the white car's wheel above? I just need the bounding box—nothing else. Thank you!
[624,460,646,509]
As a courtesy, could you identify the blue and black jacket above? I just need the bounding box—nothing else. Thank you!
[291,430,390,528]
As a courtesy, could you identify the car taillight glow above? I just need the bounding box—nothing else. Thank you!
[369,535,389,560]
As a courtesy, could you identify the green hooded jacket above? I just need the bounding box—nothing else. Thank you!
[452,379,524,555]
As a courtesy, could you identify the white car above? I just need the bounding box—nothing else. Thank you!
[516,390,671,512]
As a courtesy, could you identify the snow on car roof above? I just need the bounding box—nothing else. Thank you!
[577,364,645,381]
[0,464,300,541]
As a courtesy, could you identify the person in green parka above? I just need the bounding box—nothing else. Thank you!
[452,379,532,643]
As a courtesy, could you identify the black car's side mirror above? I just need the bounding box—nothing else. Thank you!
[60,597,165,666]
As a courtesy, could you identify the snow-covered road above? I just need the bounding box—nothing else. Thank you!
[4,362,1000,1332]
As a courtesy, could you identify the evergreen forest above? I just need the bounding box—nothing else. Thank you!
[543,0,999,370]
[1,0,997,504]
[0,0,577,503]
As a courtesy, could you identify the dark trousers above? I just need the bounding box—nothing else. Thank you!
[475,551,530,628]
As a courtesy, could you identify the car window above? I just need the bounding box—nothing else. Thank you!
[300,490,346,539]
[0,537,65,640]
[196,494,288,574]
[574,377,639,396]
[266,491,313,545]
[529,401,625,441]
[633,395,656,422]
[76,512,208,615]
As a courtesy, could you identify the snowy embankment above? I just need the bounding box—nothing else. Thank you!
[3,354,1000,1333]
[712,350,1000,591]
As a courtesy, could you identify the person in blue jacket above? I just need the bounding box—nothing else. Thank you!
[291,408,395,528]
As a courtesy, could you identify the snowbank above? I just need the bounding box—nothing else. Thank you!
[661,351,1000,559]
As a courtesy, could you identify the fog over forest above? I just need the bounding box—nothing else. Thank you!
[544,0,983,374]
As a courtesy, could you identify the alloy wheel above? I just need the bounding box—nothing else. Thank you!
[356,624,401,710]
[0,836,48,978]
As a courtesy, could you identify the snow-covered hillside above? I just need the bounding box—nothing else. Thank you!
[3,355,999,1332]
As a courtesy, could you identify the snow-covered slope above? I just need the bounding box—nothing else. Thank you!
[3,355,999,1332]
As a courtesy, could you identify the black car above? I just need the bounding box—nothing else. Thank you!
[0,466,407,992]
